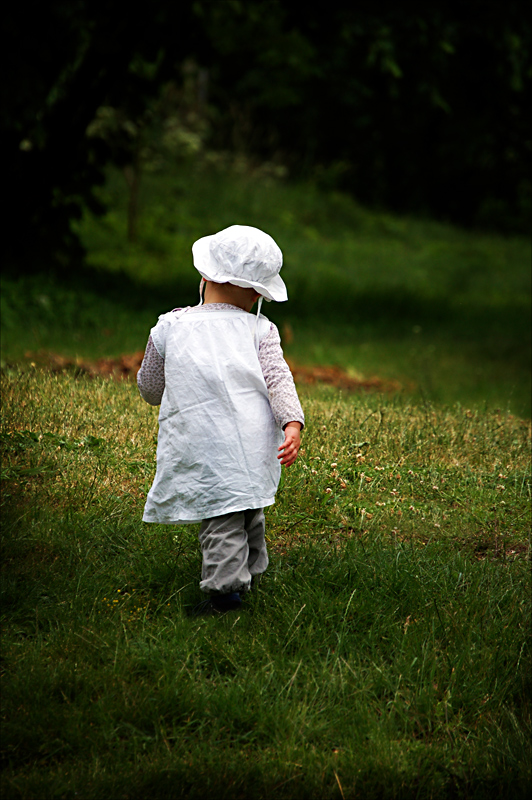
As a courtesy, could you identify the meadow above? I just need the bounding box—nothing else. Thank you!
[1,162,531,798]
[1,370,530,798]
[1,159,530,415]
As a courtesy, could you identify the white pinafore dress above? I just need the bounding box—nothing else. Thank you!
[142,306,283,524]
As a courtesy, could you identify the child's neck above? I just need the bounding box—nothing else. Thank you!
[203,282,259,312]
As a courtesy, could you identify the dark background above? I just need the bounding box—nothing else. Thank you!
[2,0,530,275]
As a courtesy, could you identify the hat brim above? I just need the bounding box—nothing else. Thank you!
[192,235,287,302]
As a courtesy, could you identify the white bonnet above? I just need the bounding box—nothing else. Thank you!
[192,224,287,302]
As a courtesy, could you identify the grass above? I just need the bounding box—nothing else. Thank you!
[1,157,531,796]
[1,158,530,416]
[1,369,530,798]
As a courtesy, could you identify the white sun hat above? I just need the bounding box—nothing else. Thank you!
[192,224,287,302]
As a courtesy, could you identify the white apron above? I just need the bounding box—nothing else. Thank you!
[143,307,283,524]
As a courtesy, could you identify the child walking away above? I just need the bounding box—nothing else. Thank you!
[137,225,304,615]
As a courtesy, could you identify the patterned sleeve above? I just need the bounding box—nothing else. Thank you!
[137,336,165,406]
[258,323,305,430]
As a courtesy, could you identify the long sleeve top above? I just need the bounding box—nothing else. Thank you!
[137,303,304,430]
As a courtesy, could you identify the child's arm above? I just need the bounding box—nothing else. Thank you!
[278,421,302,467]
[258,325,304,428]
[137,336,165,405]
[137,307,190,405]
[257,322,304,467]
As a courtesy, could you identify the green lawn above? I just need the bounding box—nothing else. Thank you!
[1,370,530,798]
[1,161,530,797]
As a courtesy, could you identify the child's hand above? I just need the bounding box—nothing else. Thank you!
[278,422,302,467]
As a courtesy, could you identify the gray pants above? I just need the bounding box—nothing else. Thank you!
[198,508,268,595]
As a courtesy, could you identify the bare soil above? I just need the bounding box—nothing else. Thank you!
[21,350,405,394]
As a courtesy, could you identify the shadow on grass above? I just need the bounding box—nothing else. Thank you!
[4,261,528,333]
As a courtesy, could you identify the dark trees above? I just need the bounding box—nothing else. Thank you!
[2,1,530,274]
[201,2,530,230]
[2,1,202,272]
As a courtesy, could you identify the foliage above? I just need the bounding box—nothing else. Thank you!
[2,1,530,274]
[2,1,202,272]
[203,1,531,230]
[1,370,530,798]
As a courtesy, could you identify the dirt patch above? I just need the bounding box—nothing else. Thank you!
[24,350,146,381]
[21,350,405,394]
[285,360,404,393]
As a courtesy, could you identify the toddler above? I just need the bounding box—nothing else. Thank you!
[137,225,304,614]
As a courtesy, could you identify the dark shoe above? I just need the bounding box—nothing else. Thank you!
[211,592,242,612]
[189,592,242,617]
